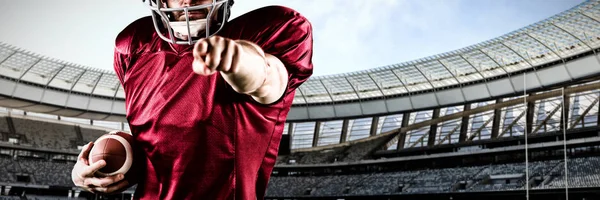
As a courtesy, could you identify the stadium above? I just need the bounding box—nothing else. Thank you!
[1,0,600,200]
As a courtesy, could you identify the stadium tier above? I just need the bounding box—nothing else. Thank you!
[1,74,599,199]
[1,0,600,199]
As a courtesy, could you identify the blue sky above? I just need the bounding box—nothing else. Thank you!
[0,0,585,76]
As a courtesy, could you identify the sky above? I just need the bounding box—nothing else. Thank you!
[0,0,585,77]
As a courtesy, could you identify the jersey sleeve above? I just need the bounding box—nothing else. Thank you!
[260,9,314,96]
[113,22,135,86]
[113,16,154,86]
[114,50,130,86]
[227,6,314,98]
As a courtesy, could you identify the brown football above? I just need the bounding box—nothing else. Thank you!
[88,131,135,177]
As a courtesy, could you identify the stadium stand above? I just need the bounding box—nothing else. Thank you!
[265,157,600,197]
[0,156,73,187]
[11,118,78,150]
[539,156,600,189]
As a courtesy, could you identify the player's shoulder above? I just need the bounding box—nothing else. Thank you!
[115,16,155,55]
[244,5,311,26]
[252,5,302,17]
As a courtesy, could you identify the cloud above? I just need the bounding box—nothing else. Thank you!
[245,0,407,76]
[232,0,469,76]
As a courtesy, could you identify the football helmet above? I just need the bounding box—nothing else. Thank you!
[143,0,234,45]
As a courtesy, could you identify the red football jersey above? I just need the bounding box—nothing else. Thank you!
[113,6,313,200]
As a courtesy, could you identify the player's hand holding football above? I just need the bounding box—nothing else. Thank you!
[71,142,129,194]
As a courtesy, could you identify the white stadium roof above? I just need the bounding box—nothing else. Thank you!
[1,0,600,122]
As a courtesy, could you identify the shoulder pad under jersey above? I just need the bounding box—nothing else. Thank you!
[115,16,155,55]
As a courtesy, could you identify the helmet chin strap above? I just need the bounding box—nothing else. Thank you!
[169,19,208,40]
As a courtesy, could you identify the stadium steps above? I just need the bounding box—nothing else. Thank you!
[529,161,562,188]
[402,170,426,192]
[540,161,566,187]
[465,166,493,191]
[462,166,488,190]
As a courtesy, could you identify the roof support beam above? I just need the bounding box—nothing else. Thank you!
[567,93,600,130]
[491,98,502,139]
[560,87,571,133]
[395,81,600,137]
[10,57,41,91]
[427,108,440,147]
[550,22,595,53]
[526,93,536,136]
[412,64,440,106]
[370,117,379,137]
[320,79,336,117]
[476,49,517,93]
[339,119,349,143]
[344,77,363,115]
[437,60,467,101]
[390,69,414,109]
[459,104,471,142]
[396,113,410,150]
[312,121,322,147]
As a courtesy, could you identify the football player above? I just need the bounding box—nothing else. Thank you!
[71,0,313,199]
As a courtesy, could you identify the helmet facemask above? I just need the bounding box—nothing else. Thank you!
[145,0,231,45]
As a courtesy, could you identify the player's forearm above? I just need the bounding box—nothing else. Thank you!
[248,53,288,104]
[219,40,267,94]
[221,40,287,103]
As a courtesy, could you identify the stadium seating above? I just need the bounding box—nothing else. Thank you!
[0,156,73,187]
[11,118,79,150]
[22,196,86,200]
[0,196,86,200]
[537,157,600,189]
[0,115,113,152]
[265,157,600,197]
[353,171,420,195]
[0,196,20,200]
[1,109,599,199]
[11,153,585,199]
[406,166,483,193]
